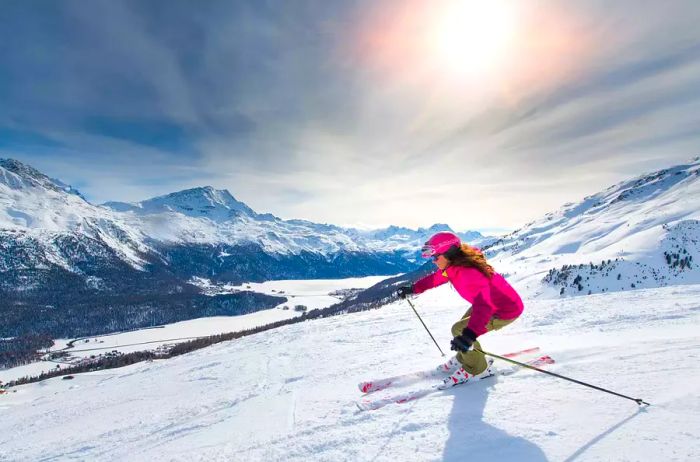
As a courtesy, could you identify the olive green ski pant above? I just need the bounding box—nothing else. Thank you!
[451,307,518,375]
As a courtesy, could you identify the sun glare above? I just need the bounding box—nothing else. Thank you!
[356,0,588,106]
[429,0,519,79]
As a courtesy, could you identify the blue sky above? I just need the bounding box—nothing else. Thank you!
[1,0,699,232]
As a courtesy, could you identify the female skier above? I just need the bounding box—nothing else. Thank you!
[396,231,524,389]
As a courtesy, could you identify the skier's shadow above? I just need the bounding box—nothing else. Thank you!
[443,379,547,461]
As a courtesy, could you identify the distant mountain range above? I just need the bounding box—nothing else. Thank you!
[484,156,700,297]
[7,154,696,338]
[0,158,487,337]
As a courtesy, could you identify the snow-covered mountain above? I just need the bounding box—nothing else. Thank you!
[488,157,700,297]
[0,158,151,271]
[104,186,258,219]
[102,189,488,257]
[0,158,486,338]
[348,224,494,255]
[1,158,486,259]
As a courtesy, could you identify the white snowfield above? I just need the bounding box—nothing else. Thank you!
[2,283,699,461]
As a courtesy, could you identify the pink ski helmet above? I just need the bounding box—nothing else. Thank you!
[421,232,461,258]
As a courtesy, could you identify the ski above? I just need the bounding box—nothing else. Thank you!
[358,346,541,394]
[356,354,555,411]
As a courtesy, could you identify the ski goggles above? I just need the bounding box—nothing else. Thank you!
[421,245,437,258]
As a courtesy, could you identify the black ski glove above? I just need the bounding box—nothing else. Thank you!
[396,285,414,299]
[450,327,478,353]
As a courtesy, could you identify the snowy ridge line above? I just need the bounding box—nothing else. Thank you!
[484,156,700,298]
[1,158,487,257]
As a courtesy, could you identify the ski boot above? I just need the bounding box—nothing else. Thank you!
[438,358,494,390]
[436,356,461,374]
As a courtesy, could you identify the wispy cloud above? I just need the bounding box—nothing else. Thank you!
[1,0,699,230]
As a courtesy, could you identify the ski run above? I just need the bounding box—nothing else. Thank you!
[1,283,700,461]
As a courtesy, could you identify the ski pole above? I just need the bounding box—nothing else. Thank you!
[476,347,650,406]
[405,298,445,357]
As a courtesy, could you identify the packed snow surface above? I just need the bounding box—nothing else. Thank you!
[2,283,699,461]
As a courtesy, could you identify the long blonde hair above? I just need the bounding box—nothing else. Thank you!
[447,244,495,278]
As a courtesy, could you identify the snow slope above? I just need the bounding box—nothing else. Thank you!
[489,157,700,297]
[2,283,699,461]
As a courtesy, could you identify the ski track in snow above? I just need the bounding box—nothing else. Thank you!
[2,284,700,461]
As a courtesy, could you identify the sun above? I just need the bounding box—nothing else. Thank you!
[357,0,583,100]
[428,0,519,79]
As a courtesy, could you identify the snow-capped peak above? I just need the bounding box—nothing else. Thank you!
[0,158,100,232]
[487,156,700,297]
[0,158,85,199]
[104,186,257,221]
[492,156,700,253]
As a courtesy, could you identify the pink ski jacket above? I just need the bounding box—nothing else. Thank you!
[412,266,524,336]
